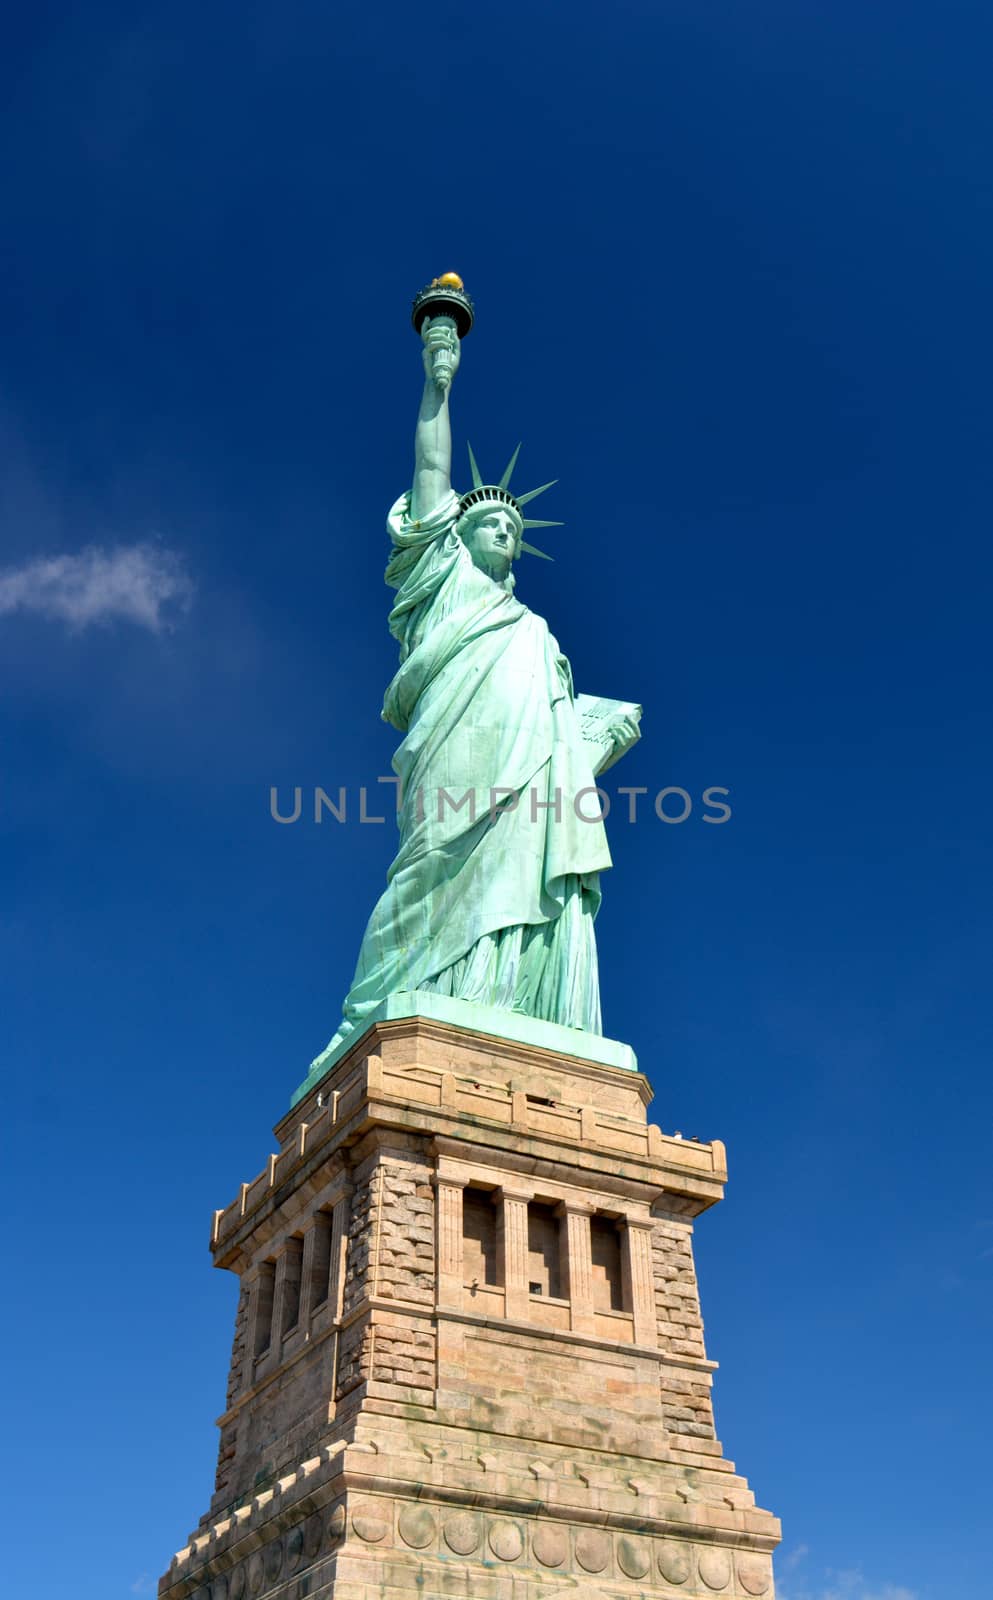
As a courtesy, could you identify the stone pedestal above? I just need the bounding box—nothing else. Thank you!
[159,1005,780,1600]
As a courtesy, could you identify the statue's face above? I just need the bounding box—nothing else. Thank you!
[460,507,521,581]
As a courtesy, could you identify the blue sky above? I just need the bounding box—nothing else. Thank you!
[1,4,990,1596]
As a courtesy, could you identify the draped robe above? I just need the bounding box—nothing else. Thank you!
[314,488,612,1064]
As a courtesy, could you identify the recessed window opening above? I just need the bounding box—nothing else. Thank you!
[527,1201,563,1299]
[254,1261,276,1357]
[308,1212,333,1311]
[463,1187,499,1287]
[590,1215,625,1312]
[281,1237,304,1334]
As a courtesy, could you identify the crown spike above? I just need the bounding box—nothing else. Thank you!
[520,540,553,561]
[499,443,522,489]
[515,480,557,506]
[466,442,484,490]
[521,518,564,530]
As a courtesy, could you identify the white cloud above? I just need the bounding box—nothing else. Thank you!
[776,1551,917,1600]
[0,541,193,632]
[129,1576,154,1595]
[779,1567,917,1600]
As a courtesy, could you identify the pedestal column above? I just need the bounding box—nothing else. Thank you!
[434,1175,467,1310]
[625,1217,658,1347]
[498,1186,533,1320]
[328,1188,351,1319]
[557,1201,596,1335]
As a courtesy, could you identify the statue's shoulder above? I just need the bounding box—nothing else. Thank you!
[385,489,464,594]
[387,487,461,544]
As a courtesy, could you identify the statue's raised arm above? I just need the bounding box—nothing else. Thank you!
[409,273,475,521]
[411,315,459,521]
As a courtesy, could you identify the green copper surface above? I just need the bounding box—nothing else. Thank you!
[293,991,639,1107]
[311,291,641,1078]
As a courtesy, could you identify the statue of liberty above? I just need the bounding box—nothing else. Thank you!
[313,276,641,1069]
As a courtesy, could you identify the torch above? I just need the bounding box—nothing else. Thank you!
[411,273,475,391]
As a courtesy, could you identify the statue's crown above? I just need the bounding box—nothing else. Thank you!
[458,444,562,560]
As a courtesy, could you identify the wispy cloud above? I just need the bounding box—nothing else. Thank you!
[779,1571,917,1600]
[0,541,193,632]
[777,1552,917,1600]
[129,1576,154,1595]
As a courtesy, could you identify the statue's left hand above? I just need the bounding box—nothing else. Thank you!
[609,710,642,758]
[591,709,642,776]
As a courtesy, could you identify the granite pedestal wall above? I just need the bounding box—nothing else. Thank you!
[159,1010,780,1600]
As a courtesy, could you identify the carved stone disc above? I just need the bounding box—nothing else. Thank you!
[532,1524,568,1568]
[263,1540,283,1583]
[351,1503,389,1544]
[699,1548,732,1590]
[285,1528,304,1572]
[617,1534,651,1579]
[488,1520,524,1562]
[737,1556,772,1595]
[398,1505,437,1550]
[575,1529,611,1573]
[443,1513,481,1555]
[658,1541,692,1584]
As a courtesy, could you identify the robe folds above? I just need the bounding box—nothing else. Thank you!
[315,488,611,1063]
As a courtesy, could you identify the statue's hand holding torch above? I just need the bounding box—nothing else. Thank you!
[412,273,474,396]
[421,315,460,393]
